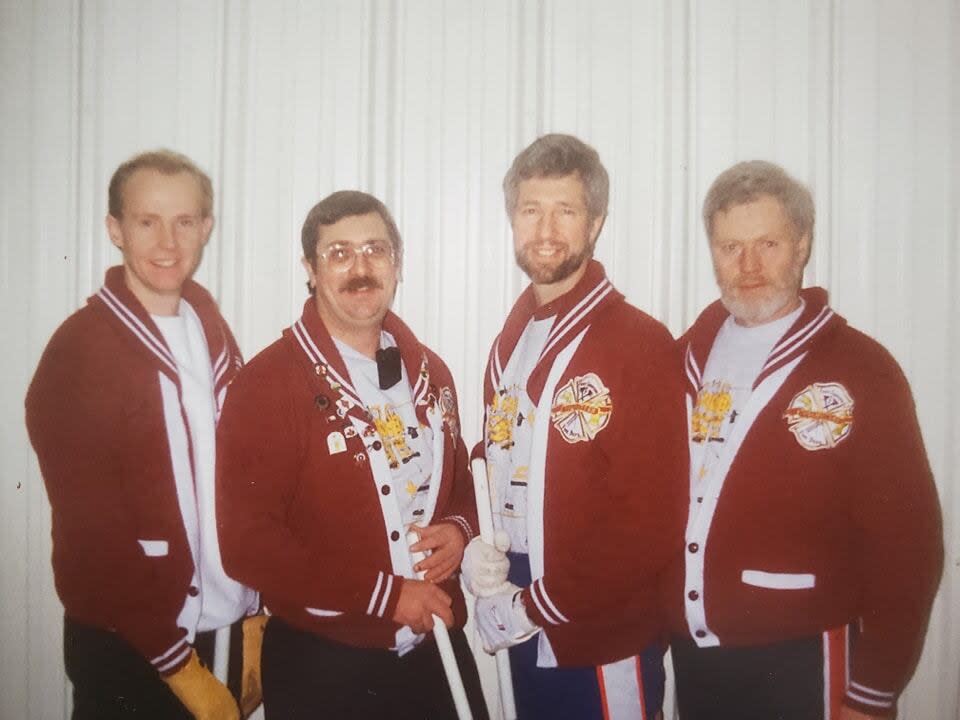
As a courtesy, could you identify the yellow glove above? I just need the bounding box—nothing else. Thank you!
[163,649,240,720]
[240,615,268,717]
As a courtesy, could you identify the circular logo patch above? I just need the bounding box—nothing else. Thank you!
[783,381,854,451]
[551,373,612,444]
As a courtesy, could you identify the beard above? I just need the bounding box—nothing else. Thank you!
[720,287,797,326]
[718,259,806,327]
[515,242,594,286]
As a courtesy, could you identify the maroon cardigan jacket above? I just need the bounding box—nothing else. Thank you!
[482,261,688,666]
[25,266,243,675]
[216,299,478,648]
[663,288,943,715]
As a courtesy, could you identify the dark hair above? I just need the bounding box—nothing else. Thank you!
[703,160,815,241]
[108,149,213,218]
[301,190,402,266]
[503,134,609,220]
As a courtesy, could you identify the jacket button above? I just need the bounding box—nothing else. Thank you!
[688,590,699,601]
[688,542,699,553]
[390,530,400,541]
[372,440,383,451]
[381,485,391,496]
[695,629,707,639]
[188,586,199,597]
[696,496,703,504]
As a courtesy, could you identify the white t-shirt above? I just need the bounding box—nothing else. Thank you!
[153,301,257,631]
[486,315,555,553]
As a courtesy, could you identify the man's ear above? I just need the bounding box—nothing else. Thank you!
[797,232,812,267]
[106,214,123,249]
[301,256,318,291]
[589,213,606,245]
[201,215,215,245]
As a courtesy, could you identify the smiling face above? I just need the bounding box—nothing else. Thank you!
[106,168,213,316]
[709,194,810,327]
[302,211,399,343]
[511,173,604,305]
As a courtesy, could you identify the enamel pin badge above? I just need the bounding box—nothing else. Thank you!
[326,431,347,455]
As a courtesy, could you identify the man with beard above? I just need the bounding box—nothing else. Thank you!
[664,160,943,719]
[216,191,488,719]
[462,134,686,719]
[25,150,262,720]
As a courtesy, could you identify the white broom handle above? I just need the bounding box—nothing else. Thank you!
[470,455,518,720]
[213,625,231,684]
[408,531,473,720]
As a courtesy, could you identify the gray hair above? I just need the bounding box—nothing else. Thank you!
[702,160,815,241]
[503,134,609,220]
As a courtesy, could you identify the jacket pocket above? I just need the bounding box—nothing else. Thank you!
[305,607,343,618]
[741,569,815,590]
[138,539,169,557]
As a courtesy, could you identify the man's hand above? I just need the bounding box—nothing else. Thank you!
[239,615,268,717]
[392,578,454,633]
[409,523,466,582]
[475,583,539,653]
[461,530,511,597]
[162,649,239,720]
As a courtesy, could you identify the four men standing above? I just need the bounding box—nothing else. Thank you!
[26,147,941,720]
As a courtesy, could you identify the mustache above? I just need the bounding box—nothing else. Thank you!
[340,276,383,293]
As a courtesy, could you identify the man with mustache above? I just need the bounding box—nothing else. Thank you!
[464,134,686,719]
[664,160,943,719]
[25,150,262,719]
[216,191,488,719]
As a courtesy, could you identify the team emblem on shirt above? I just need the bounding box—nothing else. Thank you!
[783,381,854,451]
[487,389,520,449]
[550,373,612,444]
[690,380,733,443]
[370,404,422,469]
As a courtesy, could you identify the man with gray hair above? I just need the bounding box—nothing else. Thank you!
[464,134,687,718]
[663,160,943,719]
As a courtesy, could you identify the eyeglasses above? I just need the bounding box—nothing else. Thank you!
[317,240,396,272]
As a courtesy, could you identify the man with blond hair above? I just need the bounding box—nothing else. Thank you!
[26,150,263,719]
[663,160,943,719]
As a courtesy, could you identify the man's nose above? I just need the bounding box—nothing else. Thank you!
[159,224,178,249]
[351,248,372,273]
[537,213,557,240]
[739,245,759,273]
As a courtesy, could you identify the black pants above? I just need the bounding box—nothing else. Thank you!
[262,617,489,720]
[671,634,825,720]
[64,616,243,720]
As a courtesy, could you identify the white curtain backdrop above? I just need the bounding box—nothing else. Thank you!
[1,1,957,718]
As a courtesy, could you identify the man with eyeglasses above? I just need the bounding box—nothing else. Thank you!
[216,190,489,719]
